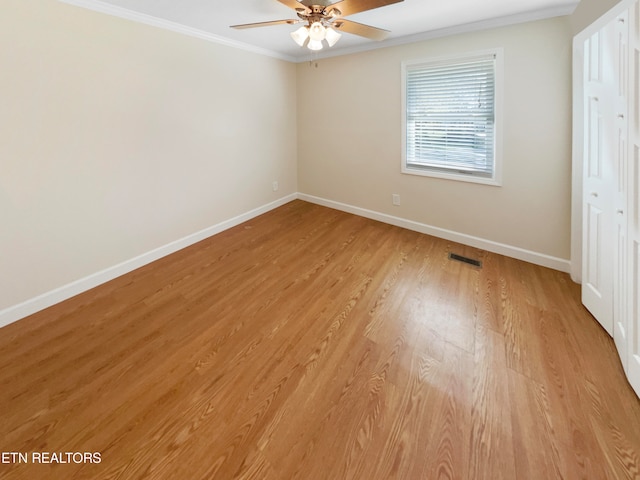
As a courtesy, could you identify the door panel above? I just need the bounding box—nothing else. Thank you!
[579,0,640,399]
[583,28,615,336]
[627,2,640,397]
[614,11,630,367]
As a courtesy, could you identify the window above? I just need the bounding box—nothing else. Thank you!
[401,50,502,185]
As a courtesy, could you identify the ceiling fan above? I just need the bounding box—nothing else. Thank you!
[231,0,404,51]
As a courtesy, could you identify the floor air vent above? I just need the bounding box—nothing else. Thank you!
[448,253,482,268]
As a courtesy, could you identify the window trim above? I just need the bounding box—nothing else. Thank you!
[401,49,504,186]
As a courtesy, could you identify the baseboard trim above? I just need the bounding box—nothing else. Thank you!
[1,192,570,329]
[0,194,297,329]
[297,193,571,273]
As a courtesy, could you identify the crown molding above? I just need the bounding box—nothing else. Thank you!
[58,0,577,64]
[297,4,579,63]
[57,0,297,62]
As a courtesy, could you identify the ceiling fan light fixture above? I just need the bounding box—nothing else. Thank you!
[290,25,309,46]
[232,0,400,53]
[308,21,326,42]
[307,38,323,51]
[325,27,341,47]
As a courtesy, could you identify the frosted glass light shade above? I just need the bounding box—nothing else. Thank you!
[290,26,309,47]
[308,22,326,42]
[325,27,341,47]
[307,39,323,51]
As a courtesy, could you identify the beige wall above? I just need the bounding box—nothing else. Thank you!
[571,0,622,33]
[0,3,576,316]
[0,0,297,311]
[298,17,573,260]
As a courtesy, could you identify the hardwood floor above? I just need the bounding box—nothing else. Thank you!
[1,199,639,479]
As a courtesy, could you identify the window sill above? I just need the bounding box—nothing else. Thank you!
[401,165,502,186]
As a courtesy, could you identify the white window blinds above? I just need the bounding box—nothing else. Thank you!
[405,54,496,178]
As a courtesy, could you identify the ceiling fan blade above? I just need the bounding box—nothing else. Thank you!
[231,19,300,29]
[333,19,390,40]
[335,0,403,16]
[299,0,343,7]
[276,0,310,12]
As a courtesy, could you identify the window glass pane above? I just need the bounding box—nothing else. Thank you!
[405,55,496,178]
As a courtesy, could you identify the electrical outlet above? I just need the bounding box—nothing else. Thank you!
[272,181,279,192]
[392,194,401,206]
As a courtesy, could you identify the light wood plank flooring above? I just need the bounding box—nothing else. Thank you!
[1,200,639,479]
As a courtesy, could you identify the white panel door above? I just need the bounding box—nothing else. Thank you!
[583,27,615,336]
[578,0,640,399]
[613,11,630,367]
[627,0,640,397]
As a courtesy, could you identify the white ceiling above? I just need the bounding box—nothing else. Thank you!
[64,0,580,61]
